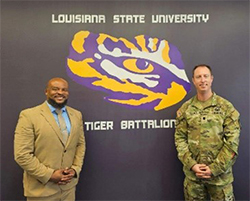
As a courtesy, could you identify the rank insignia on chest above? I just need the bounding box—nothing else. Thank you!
[213,106,222,114]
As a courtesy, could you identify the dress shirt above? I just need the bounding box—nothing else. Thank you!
[46,101,71,134]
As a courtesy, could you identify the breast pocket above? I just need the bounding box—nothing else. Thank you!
[186,112,200,128]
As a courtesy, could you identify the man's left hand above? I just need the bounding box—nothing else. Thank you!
[196,165,212,179]
[58,168,76,185]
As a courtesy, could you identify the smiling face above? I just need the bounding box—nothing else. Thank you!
[45,78,69,108]
[192,66,213,95]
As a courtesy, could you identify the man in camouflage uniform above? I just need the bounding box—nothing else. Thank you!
[174,64,240,201]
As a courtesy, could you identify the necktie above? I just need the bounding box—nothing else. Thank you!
[55,109,68,145]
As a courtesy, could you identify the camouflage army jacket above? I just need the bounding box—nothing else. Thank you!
[174,93,240,185]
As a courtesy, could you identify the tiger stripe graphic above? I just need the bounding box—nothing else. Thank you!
[66,31,191,111]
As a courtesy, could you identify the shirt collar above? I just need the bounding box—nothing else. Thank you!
[46,101,66,113]
[192,92,217,109]
[211,92,217,106]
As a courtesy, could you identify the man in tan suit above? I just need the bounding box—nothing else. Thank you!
[14,78,86,201]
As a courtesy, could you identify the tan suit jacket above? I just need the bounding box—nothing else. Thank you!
[14,102,86,197]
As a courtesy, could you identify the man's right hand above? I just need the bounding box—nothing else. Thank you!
[49,168,74,185]
[191,164,212,179]
[49,169,65,183]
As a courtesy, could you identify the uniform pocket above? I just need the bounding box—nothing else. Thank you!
[222,184,235,201]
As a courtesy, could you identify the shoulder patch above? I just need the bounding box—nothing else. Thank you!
[176,109,182,118]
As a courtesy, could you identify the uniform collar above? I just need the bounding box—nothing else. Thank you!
[192,92,217,109]
[210,92,217,106]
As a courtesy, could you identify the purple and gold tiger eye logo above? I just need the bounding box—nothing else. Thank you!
[66,31,191,111]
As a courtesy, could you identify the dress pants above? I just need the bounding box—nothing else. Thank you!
[27,187,76,201]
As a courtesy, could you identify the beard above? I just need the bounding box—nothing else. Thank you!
[47,98,68,109]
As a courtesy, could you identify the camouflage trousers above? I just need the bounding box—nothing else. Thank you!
[184,178,235,201]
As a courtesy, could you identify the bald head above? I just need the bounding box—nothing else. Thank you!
[46,78,68,90]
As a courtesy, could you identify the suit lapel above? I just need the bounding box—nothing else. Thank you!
[65,107,76,147]
[40,102,65,145]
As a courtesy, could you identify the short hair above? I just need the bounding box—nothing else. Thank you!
[192,64,212,77]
